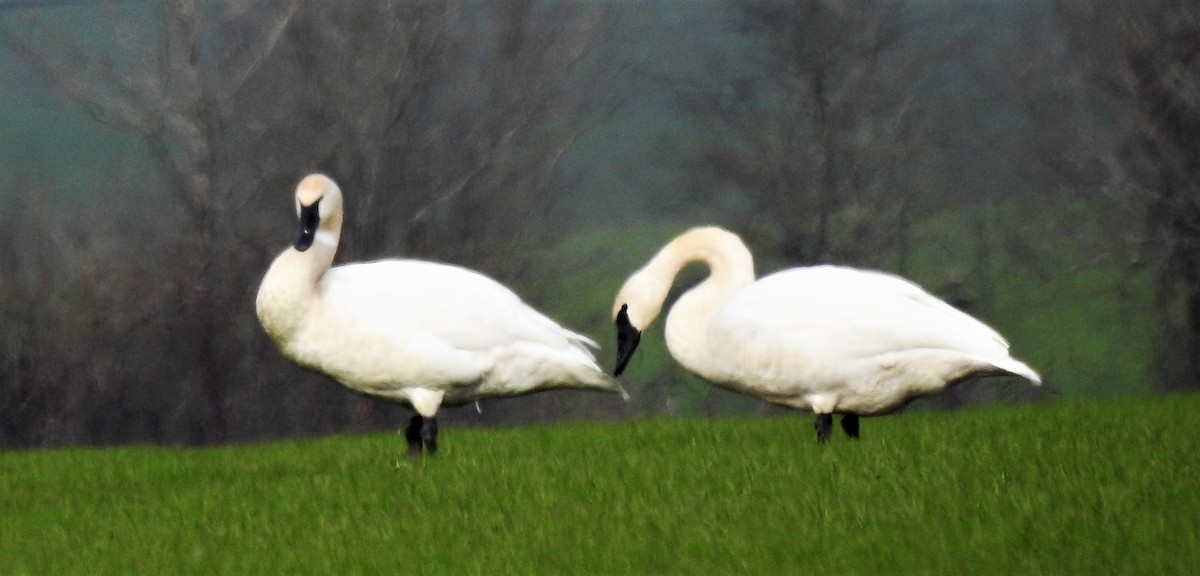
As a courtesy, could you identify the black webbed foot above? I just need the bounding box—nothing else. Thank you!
[404,414,439,456]
[841,413,860,439]
[421,416,438,455]
[405,414,424,457]
[814,413,833,443]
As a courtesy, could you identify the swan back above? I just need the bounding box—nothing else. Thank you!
[706,265,1041,412]
[731,266,1011,358]
[296,259,616,403]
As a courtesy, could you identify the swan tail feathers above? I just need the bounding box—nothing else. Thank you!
[990,357,1042,385]
[570,363,630,400]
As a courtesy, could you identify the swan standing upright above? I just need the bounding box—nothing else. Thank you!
[612,226,1041,442]
[257,174,624,455]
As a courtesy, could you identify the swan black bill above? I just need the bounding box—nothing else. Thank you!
[293,200,321,251]
[614,304,642,377]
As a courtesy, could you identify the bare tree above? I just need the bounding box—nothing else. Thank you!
[248,1,623,272]
[1054,0,1200,390]
[0,0,625,446]
[666,0,956,269]
[0,164,182,447]
[4,0,300,442]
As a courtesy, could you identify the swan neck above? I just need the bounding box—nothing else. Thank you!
[652,228,754,378]
[655,227,755,301]
[256,233,338,342]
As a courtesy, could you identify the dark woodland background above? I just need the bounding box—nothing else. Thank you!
[0,0,1197,448]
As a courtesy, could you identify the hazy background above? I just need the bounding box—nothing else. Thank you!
[0,0,1195,448]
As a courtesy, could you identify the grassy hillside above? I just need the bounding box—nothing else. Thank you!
[2,394,1197,575]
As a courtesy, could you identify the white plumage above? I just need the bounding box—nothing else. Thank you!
[612,226,1041,441]
[257,174,623,455]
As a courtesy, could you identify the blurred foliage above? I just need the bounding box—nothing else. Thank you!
[0,0,1193,447]
[1054,0,1200,391]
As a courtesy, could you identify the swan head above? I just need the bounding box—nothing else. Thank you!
[611,269,670,376]
[611,226,755,376]
[292,173,343,252]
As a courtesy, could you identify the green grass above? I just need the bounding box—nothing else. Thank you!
[2,394,1198,575]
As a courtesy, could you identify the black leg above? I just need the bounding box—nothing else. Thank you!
[841,413,860,439]
[422,416,438,455]
[814,413,833,443]
[405,414,424,457]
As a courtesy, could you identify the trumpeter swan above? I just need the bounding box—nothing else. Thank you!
[612,226,1041,442]
[256,174,624,455]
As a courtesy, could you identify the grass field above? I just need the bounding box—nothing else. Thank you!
[2,394,1198,575]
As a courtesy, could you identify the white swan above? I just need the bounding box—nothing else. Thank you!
[256,174,624,455]
[612,226,1041,442]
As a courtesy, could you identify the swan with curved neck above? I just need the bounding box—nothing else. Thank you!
[612,226,1041,442]
[257,174,624,455]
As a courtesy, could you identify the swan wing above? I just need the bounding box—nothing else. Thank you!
[708,265,1023,392]
[293,259,607,398]
[318,260,597,358]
